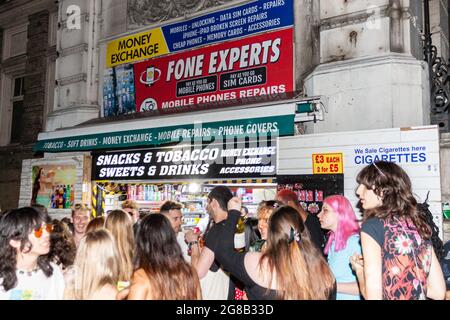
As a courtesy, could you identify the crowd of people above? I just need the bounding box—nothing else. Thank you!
[0,161,449,300]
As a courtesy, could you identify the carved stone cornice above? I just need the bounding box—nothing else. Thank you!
[57,73,87,86]
[58,44,89,58]
[320,6,388,31]
[127,0,238,29]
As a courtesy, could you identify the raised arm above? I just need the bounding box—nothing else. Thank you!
[185,230,215,279]
[211,198,255,287]
[361,232,383,300]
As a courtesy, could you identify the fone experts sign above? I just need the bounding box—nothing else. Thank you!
[133,28,294,113]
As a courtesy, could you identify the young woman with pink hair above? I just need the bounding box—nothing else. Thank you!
[318,195,362,300]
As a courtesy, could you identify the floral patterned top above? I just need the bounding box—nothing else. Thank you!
[361,217,432,300]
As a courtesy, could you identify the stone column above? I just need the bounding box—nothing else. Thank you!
[22,10,49,144]
[46,0,100,131]
[303,0,430,134]
[388,0,403,53]
[295,0,320,90]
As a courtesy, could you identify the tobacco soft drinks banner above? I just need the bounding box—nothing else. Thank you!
[133,28,294,113]
[34,115,294,152]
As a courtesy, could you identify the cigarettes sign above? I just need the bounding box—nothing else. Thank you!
[134,28,294,113]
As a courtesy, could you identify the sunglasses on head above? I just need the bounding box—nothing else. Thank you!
[34,223,53,238]
[74,203,89,209]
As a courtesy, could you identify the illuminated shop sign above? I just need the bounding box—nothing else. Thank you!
[34,115,294,152]
[133,28,294,113]
[92,142,277,180]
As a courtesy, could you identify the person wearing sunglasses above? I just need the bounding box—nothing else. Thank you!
[71,204,91,248]
[0,207,65,300]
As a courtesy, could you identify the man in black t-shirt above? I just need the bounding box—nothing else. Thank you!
[276,189,325,253]
[185,186,234,299]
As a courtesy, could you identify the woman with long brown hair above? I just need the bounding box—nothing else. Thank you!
[352,161,445,300]
[64,229,121,300]
[105,210,135,284]
[213,197,336,300]
[128,214,201,300]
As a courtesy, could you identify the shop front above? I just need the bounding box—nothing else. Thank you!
[277,125,444,237]
[20,0,307,227]
[24,103,296,227]
[91,140,277,227]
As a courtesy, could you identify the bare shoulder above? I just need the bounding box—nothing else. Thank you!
[244,253,275,289]
[128,269,150,300]
[94,283,118,300]
[244,252,263,277]
[244,252,262,266]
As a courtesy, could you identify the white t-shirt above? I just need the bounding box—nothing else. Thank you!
[177,231,191,263]
[0,262,65,300]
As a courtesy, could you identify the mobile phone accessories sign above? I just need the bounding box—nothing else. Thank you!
[103,0,294,117]
[92,143,277,181]
[106,0,294,68]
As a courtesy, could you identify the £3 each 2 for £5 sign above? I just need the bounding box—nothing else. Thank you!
[312,153,343,174]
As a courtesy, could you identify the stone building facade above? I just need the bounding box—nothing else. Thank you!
[0,0,57,210]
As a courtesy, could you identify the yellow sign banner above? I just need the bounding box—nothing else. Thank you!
[312,153,343,174]
[106,28,169,68]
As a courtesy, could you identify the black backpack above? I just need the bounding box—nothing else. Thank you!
[417,192,445,262]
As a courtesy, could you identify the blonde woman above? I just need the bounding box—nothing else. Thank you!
[105,210,135,284]
[65,229,120,299]
[253,200,283,252]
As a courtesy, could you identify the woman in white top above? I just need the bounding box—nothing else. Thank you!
[0,207,65,300]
